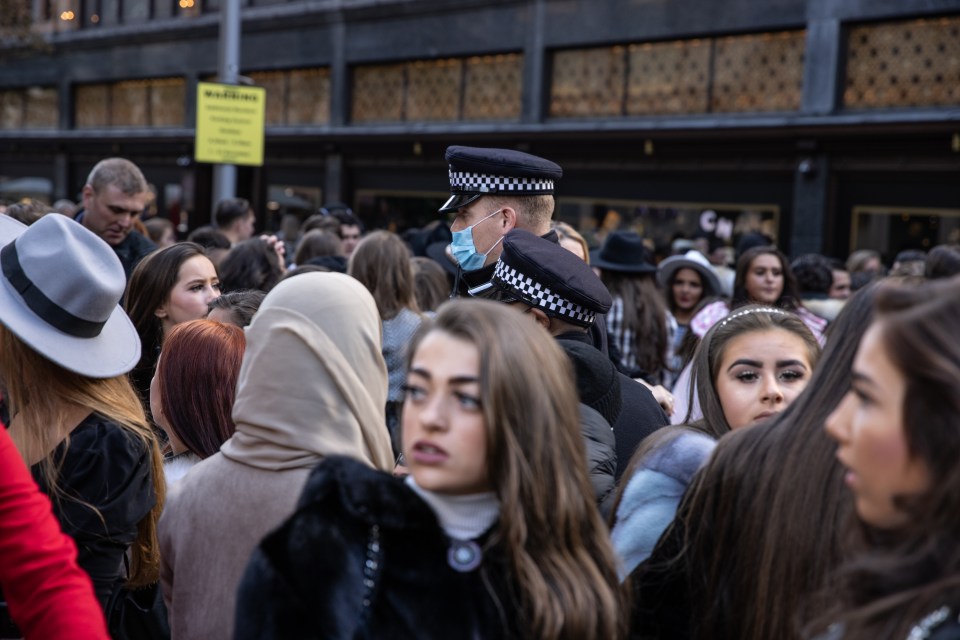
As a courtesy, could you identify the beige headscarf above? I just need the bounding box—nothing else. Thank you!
[220,272,394,472]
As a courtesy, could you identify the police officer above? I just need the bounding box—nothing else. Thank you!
[439,145,562,297]
[490,229,669,483]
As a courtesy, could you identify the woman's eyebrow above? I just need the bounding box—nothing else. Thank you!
[727,358,763,371]
[776,359,808,368]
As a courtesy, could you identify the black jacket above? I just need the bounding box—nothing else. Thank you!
[580,404,617,512]
[558,333,669,481]
[236,457,523,640]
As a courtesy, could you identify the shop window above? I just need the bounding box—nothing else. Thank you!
[553,197,780,255]
[851,205,960,260]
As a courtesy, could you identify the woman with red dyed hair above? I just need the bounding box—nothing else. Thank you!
[150,319,246,484]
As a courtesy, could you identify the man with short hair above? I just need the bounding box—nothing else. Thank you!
[77,157,156,278]
[327,208,363,258]
[827,258,852,300]
[439,145,561,297]
[214,198,256,246]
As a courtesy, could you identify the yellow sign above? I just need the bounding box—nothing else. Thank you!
[195,82,266,166]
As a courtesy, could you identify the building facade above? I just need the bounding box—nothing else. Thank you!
[1,0,959,260]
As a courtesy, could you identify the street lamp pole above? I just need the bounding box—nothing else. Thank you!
[211,0,241,221]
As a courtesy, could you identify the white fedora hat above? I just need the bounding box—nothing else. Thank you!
[657,249,722,298]
[0,213,140,378]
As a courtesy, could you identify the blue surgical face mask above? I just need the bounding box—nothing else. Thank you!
[450,208,503,272]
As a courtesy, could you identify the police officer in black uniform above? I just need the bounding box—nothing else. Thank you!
[489,229,669,484]
[439,145,563,298]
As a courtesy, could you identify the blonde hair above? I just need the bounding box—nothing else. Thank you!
[1,325,165,587]
[551,221,590,264]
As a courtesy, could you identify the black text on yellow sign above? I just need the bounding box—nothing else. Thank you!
[195,82,266,167]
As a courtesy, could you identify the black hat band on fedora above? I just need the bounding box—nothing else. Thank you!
[493,260,595,327]
[1,242,105,339]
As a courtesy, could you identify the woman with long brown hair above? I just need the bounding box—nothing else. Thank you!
[0,215,164,629]
[626,285,877,640]
[236,299,627,639]
[611,305,820,578]
[593,231,671,384]
[125,242,221,410]
[812,278,960,639]
[349,230,426,450]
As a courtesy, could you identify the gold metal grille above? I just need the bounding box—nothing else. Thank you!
[75,83,109,127]
[111,79,149,127]
[149,77,185,127]
[74,78,184,128]
[463,53,522,120]
[627,39,710,115]
[287,67,330,125]
[352,64,406,123]
[712,31,805,112]
[551,46,625,117]
[845,16,960,109]
[0,87,58,129]
[249,70,286,125]
[550,30,805,117]
[406,59,461,121]
[351,54,522,123]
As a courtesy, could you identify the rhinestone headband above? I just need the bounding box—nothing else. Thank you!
[718,306,787,329]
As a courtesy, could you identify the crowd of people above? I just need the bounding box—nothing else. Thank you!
[0,148,959,640]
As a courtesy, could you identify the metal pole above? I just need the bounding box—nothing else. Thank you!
[211,0,241,221]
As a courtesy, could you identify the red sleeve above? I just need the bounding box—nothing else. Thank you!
[0,427,109,639]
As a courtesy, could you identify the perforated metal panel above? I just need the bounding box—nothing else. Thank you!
[627,39,710,115]
[148,78,185,127]
[287,68,331,125]
[550,30,805,117]
[248,70,286,125]
[845,16,960,109]
[0,87,58,129]
[75,84,110,128]
[406,58,462,121]
[111,80,149,126]
[463,53,522,121]
[712,31,804,112]
[352,64,406,123]
[551,46,625,117]
[351,54,522,123]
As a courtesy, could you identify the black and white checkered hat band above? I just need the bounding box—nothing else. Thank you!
[493,261,595,326]
[449,170,554,195]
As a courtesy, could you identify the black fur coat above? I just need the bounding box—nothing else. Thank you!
[235,456,523,639]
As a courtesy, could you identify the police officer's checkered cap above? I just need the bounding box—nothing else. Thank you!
[493,261,595,326]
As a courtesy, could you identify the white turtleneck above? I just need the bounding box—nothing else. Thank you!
[405,476,500,541]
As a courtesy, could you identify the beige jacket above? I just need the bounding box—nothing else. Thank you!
[159,272,393,640]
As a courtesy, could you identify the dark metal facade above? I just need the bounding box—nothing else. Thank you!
[1,0,959,260]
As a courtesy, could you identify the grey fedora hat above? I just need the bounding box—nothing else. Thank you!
[657,250,722,298]
[0,213,140,378]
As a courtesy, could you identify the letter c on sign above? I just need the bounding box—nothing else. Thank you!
[699,210,717,233]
